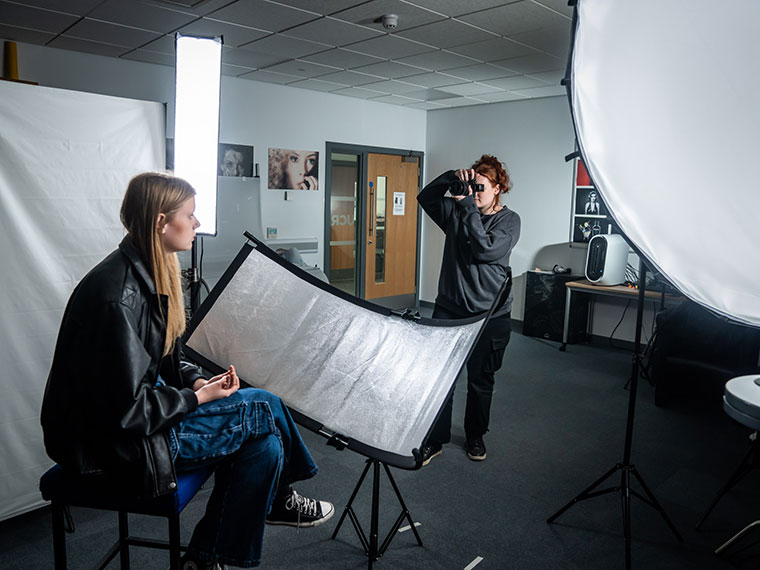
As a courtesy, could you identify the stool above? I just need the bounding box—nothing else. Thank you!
[696,375,760,554]
[39,464,214,570]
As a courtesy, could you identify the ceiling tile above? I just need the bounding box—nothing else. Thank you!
[148,0,233,18]
[397,49,479,72]
[330,0,445,32]
[527,69,564,85]
[492,52,563,74]
[458,1,569,36]
[237,68,302,84]
[448,37,537,62]
[432,96,489,108]
[0,23,56,45]
[473,90,529,103]
[511,84,566,98]
[0,0,101,16]
[403,0,517,18]
[121,49,175,67]
[396,18,496,48]
[404,101,446,110]
[361,78,425,94]
[48,35,128,57]
[437,82,502,96]
[242,33,329,58]
[88,0,197,34]
[532,0,574,18]
[140,34,176,54]
[352,60,428,79]
[0,1,79,33]
[222,46,285,68]
[347,34,435,59]
[221,63,256,76]
[444,62,518,81]
[369,93,424,105]
[178,18,270,48]
[402,88,453,101]
[205,0,319,33]
[288,77,349,91]
[316,69,384,86]
[300,47,384,69]
[480,74,546,90]
[401,71,467,88]
[263,59,340,78]
[64,18,161,48]
[282,16,383,45]
[271,0,364,15]
[509,23,572,58]
[331,85,386,99]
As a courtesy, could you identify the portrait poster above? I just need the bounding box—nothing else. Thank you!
[268,148,319,190]
[219,143,254,177]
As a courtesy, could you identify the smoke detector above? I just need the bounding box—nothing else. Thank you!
[380,14,398,29]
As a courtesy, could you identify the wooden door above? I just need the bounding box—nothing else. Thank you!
[364,153,419,300]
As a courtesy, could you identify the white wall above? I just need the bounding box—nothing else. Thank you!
[7,41,427,282]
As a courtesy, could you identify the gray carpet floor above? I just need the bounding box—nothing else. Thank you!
[2,331,760,569]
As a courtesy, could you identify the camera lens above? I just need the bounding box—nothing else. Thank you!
[449,179,468,196]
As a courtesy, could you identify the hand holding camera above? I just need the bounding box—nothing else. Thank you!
[450,168,484,198]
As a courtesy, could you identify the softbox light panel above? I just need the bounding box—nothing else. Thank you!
[184,238,489,469]
[571,0,760,327]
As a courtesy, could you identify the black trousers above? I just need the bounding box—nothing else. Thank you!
[428,305,512,444]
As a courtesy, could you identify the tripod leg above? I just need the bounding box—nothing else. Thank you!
[383,463,423,546]
[547,464,619,523]
[332,459,373,541]
[715,520,760,555]
[621,468,632,570]
[368,461,380,569]
[631,467,683,541]
[696,439,759,529]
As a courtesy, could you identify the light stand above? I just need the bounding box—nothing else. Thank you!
[189,238,202,315]
[547,257,683,569]
[331,458,422,569]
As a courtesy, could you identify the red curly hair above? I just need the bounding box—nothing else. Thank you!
[472,154,511,206]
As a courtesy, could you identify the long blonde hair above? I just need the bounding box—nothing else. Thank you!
[120,172,196,355]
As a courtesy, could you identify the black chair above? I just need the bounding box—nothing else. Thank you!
[39,463,214,570]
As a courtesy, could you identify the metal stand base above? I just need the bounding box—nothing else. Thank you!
[696,434,759,530]
[331,458,422,569]
[547,462,683,569]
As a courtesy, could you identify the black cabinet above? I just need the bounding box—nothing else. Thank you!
[523,271,588,343]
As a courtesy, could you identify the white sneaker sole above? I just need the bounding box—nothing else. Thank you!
[266,501,335,528]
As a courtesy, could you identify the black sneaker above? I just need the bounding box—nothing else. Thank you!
[179,554,224,570]
[420,442,442,466]
[465,437,487,461]
[266,488,334,528]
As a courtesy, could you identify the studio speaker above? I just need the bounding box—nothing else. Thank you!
[585,234,628,286]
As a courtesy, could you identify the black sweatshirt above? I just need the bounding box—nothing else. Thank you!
[417,170,521,318]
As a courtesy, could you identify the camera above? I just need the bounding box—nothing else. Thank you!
[449,177,484,196]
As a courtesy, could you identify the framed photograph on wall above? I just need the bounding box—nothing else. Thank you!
[570,158,616,244]
[268,148,319,190]
[219,143,254,177]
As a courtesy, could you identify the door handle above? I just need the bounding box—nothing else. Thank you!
[369,187,375,236]
[368,240,373,244]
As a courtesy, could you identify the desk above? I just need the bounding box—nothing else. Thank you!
[560,280,683,351]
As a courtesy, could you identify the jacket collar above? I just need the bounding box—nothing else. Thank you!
[118,235,158,295]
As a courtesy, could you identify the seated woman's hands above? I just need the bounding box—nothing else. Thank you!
[194,365,240,405]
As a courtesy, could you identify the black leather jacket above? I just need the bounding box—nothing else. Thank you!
[41,236,203,497]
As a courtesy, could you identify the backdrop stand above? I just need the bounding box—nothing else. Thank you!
[547,258,682,569]
[331,458,422,569]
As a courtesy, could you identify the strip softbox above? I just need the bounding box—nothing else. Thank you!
[184,237,499,469]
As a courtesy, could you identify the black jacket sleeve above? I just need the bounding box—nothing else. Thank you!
[417,170,458,231]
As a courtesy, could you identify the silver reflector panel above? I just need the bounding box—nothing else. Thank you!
[185,243,485,465]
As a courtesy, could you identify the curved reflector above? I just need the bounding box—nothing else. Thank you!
[184,241,487,468]
[572,0,760,326]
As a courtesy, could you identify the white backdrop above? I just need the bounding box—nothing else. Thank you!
[0,81,164,521]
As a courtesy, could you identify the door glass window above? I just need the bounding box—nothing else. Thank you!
[374,176,387,283]
[329,152,358,295]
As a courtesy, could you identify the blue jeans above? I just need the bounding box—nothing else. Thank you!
[169,388,318,568]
